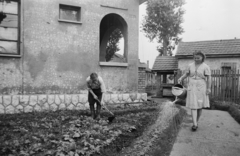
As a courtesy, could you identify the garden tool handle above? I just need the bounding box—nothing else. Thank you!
[96,98,114,116]
[89,90,114,116]
[101,104,115,116]
[89,91,102,105]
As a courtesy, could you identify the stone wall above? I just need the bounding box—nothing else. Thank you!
[0,93,147,114]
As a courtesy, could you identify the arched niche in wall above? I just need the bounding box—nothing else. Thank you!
[99,13,128,64]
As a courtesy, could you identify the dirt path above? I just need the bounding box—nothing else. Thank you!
[170,107,240,156]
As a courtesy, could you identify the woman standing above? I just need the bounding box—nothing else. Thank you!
[86,73,106,119]
[178,51,211,131]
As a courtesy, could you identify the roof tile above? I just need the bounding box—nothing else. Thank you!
[176,39,240,56]
[152,56,178,71]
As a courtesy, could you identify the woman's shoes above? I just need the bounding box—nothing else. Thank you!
[192,125,198,131]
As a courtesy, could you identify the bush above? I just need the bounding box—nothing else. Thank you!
[213,101,230,111]
[209,97,231,110]
[228,105,240,124]
[210,98,240,125]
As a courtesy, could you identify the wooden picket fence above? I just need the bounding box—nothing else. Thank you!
[175,69,240,103]
[210,70,240,103]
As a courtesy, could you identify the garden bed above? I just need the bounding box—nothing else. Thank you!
[0,102,160,156]
[0,100,186,156]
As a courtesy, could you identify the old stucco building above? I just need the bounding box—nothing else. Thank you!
[0,0,147,113]
[175,39,240,101]
[176,39,240,72]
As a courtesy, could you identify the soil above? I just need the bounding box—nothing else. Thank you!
[0,100,186,156]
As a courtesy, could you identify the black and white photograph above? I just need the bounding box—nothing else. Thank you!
[0,0,240,155]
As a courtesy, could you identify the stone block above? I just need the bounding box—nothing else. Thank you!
[29,95,38,106]
[103,94,111,104]
[139,93,147,101]
[38,95,47,105]
[136,93,142,102]
[72,94,79,105]
[59,103,66,109]
[117,94,124,102]
[76,103,86,110]
[122,94,131,103]
[49,104,58,111]
[47,95,55,105]
[19,95,30,106]
[34,105,42,112]
[79,94,88,105]
[129,93,137,102]
[3,96,12,106]
[67,104,75,110]
[16,105,24,113]
[12,95,20,107]
[117,94,123,103]
[42,103,50,110]
[55,95,64,105]
[84,103,89,109]
[65,94,72,104]
[110,94,119,104]
[0,105,4,114]
[24,105,34,113]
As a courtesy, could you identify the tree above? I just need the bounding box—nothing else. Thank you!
[142,0,185,56]
[105,28,123,62]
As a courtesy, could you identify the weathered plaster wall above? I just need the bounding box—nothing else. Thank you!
[178,57,240,71]
[0,0,140,94]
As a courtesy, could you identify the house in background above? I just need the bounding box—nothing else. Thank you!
[152,56,178,97]
[175,39,240,73]
[0,0,147,114]
[175,39,240,100]
[138,60,156,94]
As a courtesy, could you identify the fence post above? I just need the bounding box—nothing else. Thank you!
[210,70,214,98]
[236,69,240,103]
[233,70,236,103]
[218,70,221,101]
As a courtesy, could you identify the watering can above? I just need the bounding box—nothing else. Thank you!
[172,84,187,100]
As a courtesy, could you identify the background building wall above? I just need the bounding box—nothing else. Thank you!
[178,57,240,71]
[0,0,140,95]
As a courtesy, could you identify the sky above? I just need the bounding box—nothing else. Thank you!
[138,0,240,68]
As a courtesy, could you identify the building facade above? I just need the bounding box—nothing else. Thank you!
[176,39,240,72]
[0,0,147,113]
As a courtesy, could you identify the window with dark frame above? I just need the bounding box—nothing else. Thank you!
[221,62,237,74]
[59,4,81,22]
[222,66,231,74]
[0,0,20,56]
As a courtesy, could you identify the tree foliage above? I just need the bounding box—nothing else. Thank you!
[105,28,123,62]
[142,0,185,56]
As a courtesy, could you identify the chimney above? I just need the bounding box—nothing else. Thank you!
[147,60,149,68]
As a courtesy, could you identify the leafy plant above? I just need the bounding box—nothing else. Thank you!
[0,106,158,156]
